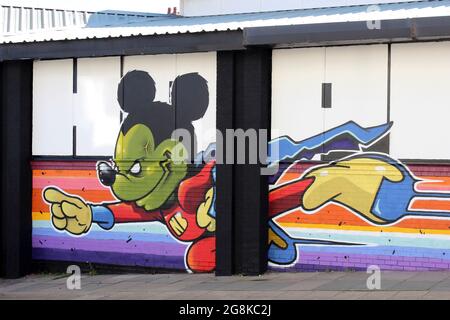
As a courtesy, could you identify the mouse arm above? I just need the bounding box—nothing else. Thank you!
[269,177,315,219]
[91,202,163,230]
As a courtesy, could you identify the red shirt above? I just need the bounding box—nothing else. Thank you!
[105,161,215,242]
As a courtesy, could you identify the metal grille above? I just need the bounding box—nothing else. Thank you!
[0,5,159,35]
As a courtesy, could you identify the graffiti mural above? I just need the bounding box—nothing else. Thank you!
[33,70,216,273]
[268,121,450,270]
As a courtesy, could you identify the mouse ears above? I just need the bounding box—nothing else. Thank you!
[171,72,209,122]
[117,70,209,123]
[117,70,156,113]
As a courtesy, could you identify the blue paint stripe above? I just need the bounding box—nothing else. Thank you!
[33,221,177,243]
[33,220,167,233]
[268,121,391,163]
[286,228,450,250]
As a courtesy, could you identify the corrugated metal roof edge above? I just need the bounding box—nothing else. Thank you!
[3,16,450,62]
[2,0,450,44]
[0,29,245,61]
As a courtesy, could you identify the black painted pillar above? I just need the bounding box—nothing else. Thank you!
[216,51,235,276]
[0,61,33,278]
[216,47,271,276]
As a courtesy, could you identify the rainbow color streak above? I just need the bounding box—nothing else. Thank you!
[269,161,450,271]
[32,161,190,270]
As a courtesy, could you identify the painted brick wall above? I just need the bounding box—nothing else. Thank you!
[268,160,450,272]
[32,160,216,272]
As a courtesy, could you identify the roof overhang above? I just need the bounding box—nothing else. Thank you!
[3,16,450,61]
[0,30,244,61]
[244,15,450,47]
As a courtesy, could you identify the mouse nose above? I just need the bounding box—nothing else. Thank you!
[97,161,116,187]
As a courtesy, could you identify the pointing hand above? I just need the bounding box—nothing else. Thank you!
[43,187,92,235]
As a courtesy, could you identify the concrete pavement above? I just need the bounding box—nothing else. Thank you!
[2,271,450,300]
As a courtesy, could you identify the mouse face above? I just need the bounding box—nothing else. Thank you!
[97,70,209,211]
[112,123,187,210]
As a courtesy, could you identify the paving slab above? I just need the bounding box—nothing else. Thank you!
[393,280,436,291]
[316,279,370,291]
[407,271,450,282]
[2,271,450,300]
[283,279,337,291]
[358,291,399,300]
[422,291,450,300]
[193,290,259,300]
[392,291,429,300]
[427,278,450,291]
[299,291,341,300]
[330,291,369,300]
[380,271,418,281]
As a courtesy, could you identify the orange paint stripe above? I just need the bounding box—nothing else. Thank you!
[33,169,97,178]
[277,172,303,185]
[33,211,50,221]
[275,204,450,231]
[32,188,116,213]
[276,204,369,226]
[411,199,450,211]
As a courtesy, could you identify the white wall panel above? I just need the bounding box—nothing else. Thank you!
[272,45,388,151]
[391,42,450,160]
[124,52,217,153]
[221,0,260,14]
[124,54,177,105]
[33,59,73,155]
[272,47,325,142]
[261,0,300,12]
[75,57,121,156]
[174,52,217,153]
[323,45,388,131]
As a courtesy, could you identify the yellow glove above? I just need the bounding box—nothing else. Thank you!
[43,187,92,235]
[196,187,216,232]
[303,156,403,223]
[169,212,188,236]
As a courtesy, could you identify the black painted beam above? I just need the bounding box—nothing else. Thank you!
[215,51,235,276]
[215,48,271,276]
[4,16,450,63]
[244,16,450,47]
[0,62,2,277]
[0,31,244,62]
[0,61,33,278]
[233,48,271,275]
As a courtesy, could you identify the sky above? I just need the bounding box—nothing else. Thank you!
[0,0,180,13]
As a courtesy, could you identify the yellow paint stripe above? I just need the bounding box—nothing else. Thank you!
[32,211,50,221]
[278,222,450,235]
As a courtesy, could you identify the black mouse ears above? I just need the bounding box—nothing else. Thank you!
[171,72,209,122]
[117,70,209,122]
[117,70,156,114]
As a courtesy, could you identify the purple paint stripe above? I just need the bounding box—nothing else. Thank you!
[33,248,186,270]
[33,235,187,256]
[270,264,367,272]
[269,250,450,271]
[296,251,450,265]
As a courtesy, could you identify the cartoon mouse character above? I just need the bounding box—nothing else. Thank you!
[43,70,216,273]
